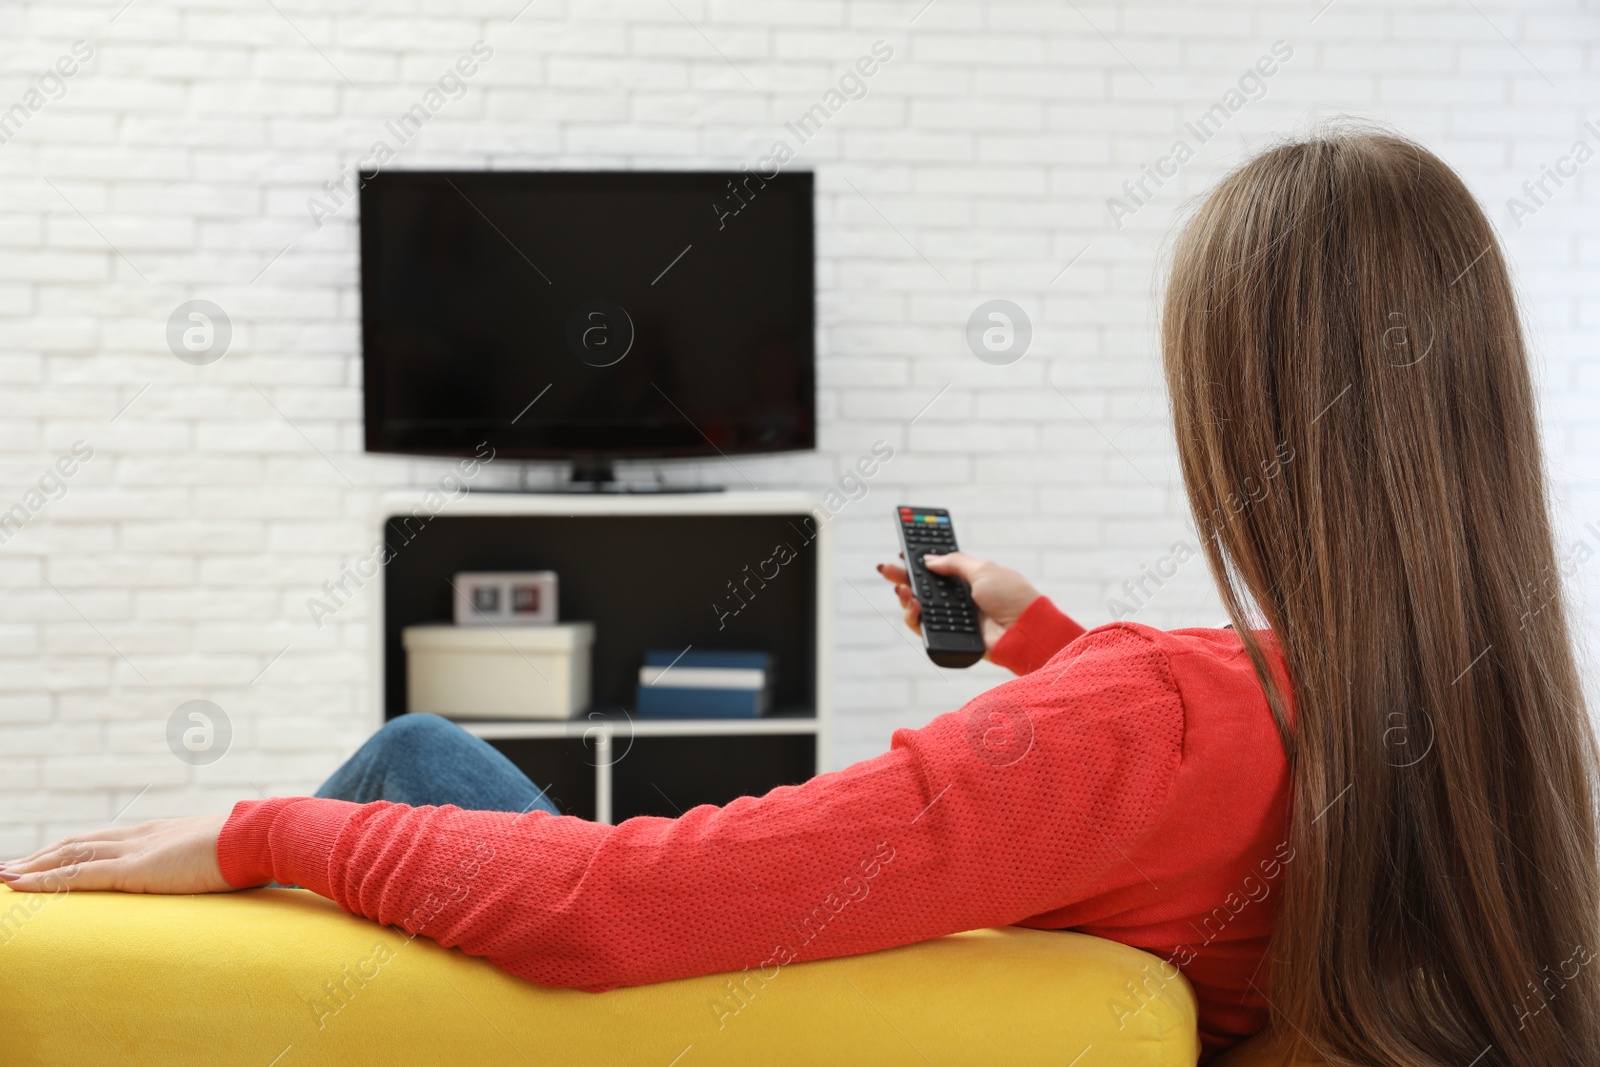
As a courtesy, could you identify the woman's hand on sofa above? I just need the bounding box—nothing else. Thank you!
[0,814,231,895]
[876,551,1041,653]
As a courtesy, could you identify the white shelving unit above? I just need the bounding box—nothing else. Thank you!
[370,489,834,824]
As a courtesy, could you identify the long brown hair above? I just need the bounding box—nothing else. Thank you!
[1163,127,1600,1066]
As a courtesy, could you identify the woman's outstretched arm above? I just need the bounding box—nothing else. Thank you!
[2,626,1183,991]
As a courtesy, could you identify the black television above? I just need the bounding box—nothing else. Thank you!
[360,169,815,483]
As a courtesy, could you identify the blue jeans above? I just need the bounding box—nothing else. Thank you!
[315,713,561,815]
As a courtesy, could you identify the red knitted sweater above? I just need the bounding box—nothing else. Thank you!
[217,598,1291,1056]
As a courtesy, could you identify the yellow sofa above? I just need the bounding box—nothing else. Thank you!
[0,883,1306,1066]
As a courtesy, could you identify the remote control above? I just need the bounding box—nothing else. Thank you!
[894,506,986,668]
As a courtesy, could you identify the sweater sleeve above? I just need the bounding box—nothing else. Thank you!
[216,625,1184,991]
[987,595,1088,675]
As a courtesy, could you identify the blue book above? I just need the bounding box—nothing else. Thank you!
[635,686,767,719]
[636,649,772,718]
[642,649,771,671]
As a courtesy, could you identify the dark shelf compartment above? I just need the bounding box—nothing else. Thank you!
[383,512,818,718]
[484,733,815,823]
[445,704,818,727]
[381,509,823,822]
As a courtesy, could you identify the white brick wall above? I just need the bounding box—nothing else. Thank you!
[3,0,1598,852]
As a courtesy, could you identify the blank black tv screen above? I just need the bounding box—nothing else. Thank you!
[360,170,814,459]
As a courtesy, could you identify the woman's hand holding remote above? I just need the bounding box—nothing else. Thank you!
[876,552,1041,655]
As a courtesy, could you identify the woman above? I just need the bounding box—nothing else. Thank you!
[6,129,1598,1066]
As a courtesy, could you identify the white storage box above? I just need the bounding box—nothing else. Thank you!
[403,622,594,720]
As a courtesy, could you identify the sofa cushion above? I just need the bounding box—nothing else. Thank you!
[0,885,1200,1066]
